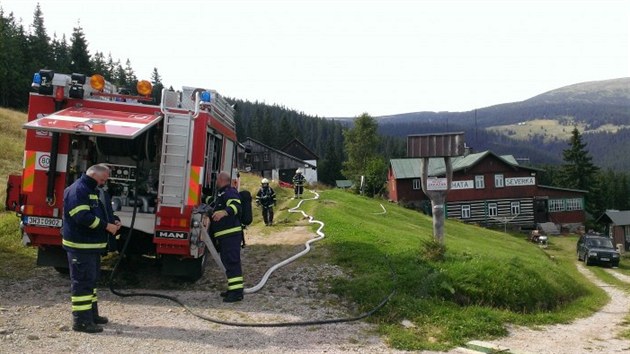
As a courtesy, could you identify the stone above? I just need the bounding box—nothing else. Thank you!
[58,325,69,332]
[401,319,416,328]
[27,334,39,340]
[0,328,10,335]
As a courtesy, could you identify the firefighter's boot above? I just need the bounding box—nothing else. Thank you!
[92,301,109,324]
[72,322,103,333]
[223,290,244,303]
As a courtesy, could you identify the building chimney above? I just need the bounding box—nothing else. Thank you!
[463,143,472,156]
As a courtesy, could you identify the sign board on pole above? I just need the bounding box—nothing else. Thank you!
[427,178,448,191]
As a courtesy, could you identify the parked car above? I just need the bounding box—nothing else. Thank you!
[577,235,620,267]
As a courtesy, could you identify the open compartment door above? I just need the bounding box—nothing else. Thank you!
[23,107,162,139]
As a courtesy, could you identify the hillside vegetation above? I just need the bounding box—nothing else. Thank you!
[312,190,607,350]
[0,108,26,209]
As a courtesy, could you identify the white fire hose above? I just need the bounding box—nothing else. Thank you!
[244,190,324,293]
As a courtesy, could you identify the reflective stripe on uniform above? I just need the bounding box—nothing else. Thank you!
[72,295,93,302]
[214,226,242,237]
[68,204,90,216]
[72,304,93,312]
[227,198,240,215]
[71,294,93,312]
[89,217,101,229]
[89,194,99,200]
[92,289,98,303]
[227,276,243,290]
[62,239,107,249]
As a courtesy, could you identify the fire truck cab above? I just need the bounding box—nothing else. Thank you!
[7,70,239,280]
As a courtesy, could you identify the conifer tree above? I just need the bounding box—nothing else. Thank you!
[69,23,92,74]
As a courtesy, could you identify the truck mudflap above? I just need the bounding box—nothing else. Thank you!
[5,174,22,212]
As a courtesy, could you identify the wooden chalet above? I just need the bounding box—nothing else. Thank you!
[388,150,587,230]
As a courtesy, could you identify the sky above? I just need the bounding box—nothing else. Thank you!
[1,0,629,117]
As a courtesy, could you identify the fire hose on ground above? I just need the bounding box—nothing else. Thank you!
[108,182,396,327]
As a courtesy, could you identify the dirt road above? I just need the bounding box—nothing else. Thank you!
[486,265,630,354]
[0,225,411,353]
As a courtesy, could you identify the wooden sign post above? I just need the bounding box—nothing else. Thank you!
[407,133,465,245]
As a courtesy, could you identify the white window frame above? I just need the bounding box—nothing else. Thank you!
[475,175,485,189]
[412,178,421,190]
[487,203,498,217]
[510,201,521,215]
[566,198,583,211]
[548,199,566,212]
[495,174,504,188]
[461,205,471,219]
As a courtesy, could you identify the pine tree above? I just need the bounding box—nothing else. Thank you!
[560,127,599,213]
[150,67,164,103]
[276,113,293,147]
[69,23,92,74]
[28,3,51,71]
[319,135,343,186]
[90,51,106,75]
[51,33,71,72]
[104,53,116,81]
[259,108,274,146]
[123,58,137,92]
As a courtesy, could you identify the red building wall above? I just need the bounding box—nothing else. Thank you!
[388,154,586,225]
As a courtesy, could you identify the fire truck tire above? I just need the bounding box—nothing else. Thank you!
[161,250,208,282]
[54,266,70,275]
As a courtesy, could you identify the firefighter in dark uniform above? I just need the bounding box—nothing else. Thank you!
[292,169,306,199]
[210,171,244,302]
[256,178,276,226]
[62,164,120,333]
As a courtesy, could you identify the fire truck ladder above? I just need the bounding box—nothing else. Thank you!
[158,91,201,212]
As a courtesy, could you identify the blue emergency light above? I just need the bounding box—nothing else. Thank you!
[200,91,211,103]
[32,73,42,86]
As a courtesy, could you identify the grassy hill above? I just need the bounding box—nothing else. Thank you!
[309,191,607,350]
[0,107,26,209]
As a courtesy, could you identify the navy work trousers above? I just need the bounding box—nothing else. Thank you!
[218,233,244,293]
[262,206,274,224]
[67,251,101,324]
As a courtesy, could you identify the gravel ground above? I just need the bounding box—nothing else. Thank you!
[0,224,422,354]
[486,264,630,354]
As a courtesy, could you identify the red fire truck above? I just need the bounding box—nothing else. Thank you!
[5,70,239,280]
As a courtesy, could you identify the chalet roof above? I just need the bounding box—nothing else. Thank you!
[281,138,319,160]
[243,137,316,168]
[390,150,531,179]
[538,185,588,194]
[597,210,630,226]
[335,180,353,188]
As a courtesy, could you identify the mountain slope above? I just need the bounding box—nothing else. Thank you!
[344,78,630,170]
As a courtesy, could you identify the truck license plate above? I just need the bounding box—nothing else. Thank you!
[25,216,63,228]
[601,258,610,261]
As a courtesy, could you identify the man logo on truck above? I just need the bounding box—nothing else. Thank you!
[156,231,188,240]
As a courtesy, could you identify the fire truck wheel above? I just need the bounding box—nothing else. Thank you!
[161,250,208,282]
[54,266,70,275]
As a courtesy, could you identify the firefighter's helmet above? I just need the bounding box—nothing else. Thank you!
[261,178,269,185]
[296,169,303,174]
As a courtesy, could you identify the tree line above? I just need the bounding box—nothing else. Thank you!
[228,99,405,186]
[0,4,164,109]
[0,3,406,188]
